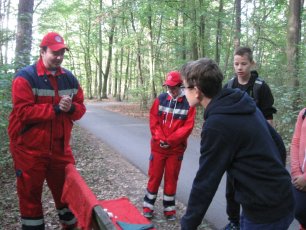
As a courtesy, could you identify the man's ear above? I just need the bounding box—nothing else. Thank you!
[40,48,45,56]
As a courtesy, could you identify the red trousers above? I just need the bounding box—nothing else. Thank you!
[10,141,75,219]
[147,151,183,196]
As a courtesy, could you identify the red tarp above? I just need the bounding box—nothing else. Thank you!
[62,164,100,230]
[62,164,154,230]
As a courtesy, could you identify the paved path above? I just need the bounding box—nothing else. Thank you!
[77,101,298,230]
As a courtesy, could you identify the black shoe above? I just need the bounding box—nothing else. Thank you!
[223,222,240,230]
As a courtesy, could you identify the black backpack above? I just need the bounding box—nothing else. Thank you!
[227,77,264,104]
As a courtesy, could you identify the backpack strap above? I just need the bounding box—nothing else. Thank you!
[226,77,235,88]
[252,78,264,104]
[226,76,264,104]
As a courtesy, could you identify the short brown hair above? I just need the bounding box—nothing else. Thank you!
[234,46,253,62]
[180,58,224,98]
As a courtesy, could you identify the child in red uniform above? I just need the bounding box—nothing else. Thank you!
[143,71,196,220]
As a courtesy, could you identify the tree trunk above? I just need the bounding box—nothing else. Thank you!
[116,47,123,102]
[234,0,241,48]
[287,0,302,112]
[102,18,115,99]
[130,10,147,109]
[191,0,198,60]
[147,2,157,100]
[98,0,103,100]
[181,0,187,60]
[222,5,236,76]
[123,49,130,101]
[215,0,223,64]
[15,0,34,71]
[199,0,206,58]
[3,0,11,69]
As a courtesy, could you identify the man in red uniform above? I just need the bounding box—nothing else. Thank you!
[8,32,86,230]
[143,71,196,220]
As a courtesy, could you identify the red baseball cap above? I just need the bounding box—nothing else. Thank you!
[163,71,182,86]
[39,32,69,51]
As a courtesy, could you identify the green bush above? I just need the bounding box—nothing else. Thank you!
[0,69,13,169]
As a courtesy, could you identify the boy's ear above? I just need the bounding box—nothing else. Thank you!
[194,86,204,100]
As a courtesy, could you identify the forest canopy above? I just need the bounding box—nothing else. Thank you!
[0,0,305,151]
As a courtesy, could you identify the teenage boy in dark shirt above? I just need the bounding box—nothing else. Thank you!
[222,47,277,229]
[180,58,294,230]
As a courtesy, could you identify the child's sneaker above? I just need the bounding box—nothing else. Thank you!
[165,214,176,221]
[143,211,153,219]
[143,207,154,219]
[223,222,240,230]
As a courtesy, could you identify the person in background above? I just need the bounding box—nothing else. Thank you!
[224,46,276,125]
[290,108,306,230]
[143,71,196,221]
[222,46,277,230]
[180,57,294,230]
[8,32,86,230]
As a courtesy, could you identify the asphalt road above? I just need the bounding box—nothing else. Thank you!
[77,101,298,230]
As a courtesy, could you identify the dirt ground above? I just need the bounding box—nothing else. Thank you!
[0,101,213,230]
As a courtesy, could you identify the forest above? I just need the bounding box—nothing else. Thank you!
[0,0,305,166]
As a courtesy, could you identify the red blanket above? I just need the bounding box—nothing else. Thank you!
[62,164,154,230]
[61,164,100,230]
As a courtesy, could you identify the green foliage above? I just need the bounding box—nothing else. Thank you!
[0,67,13,168]
[29,0,305,154]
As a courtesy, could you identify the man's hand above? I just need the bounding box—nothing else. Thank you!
[292,175,306,191]
[59,95,72,112]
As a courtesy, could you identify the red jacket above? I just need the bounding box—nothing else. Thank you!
[8,58,86,155]
[150,92,196,154]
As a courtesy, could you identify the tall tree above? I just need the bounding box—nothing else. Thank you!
[287,0,303,112]
[102,9,116,99]
[199,0,206,58]
[1,0,12,68]
[98,0,103,100]
[215,0,223,64]
[147,2,157,99]
[191,0,198,60]
[234,0,241,48]
[15,0,34,70]
[130,9,147,109]
[181,0,187,60]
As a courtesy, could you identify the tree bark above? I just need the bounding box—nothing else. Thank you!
[98,0,103,100]
[199,0,206,58]
[287,0,302,112]
[102,17,115,99]
[147,2,157,100]
[234,0,241,48]
[130,10,147,109]
[191,0,198,60]
[15,0,34,71]
[215,0,223,64]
